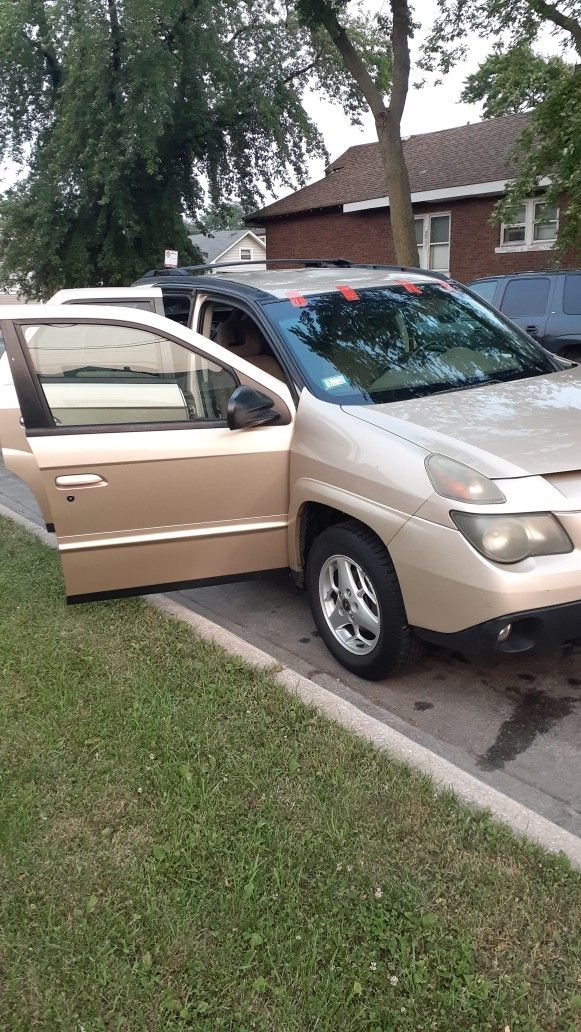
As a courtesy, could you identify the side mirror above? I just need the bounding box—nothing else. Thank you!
[227,385,281,430]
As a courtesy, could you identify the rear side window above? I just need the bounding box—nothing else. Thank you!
[163,292,191,325]
[469,279,498,303]
[501,277,550,317]
[563,274,581,315]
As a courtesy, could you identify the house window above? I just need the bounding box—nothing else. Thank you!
[415,213,450,272]
[239,247,252,261]
[533,200,559,241]
[499,198,559,251]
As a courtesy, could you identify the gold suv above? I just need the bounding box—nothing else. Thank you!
[1,263,581,680]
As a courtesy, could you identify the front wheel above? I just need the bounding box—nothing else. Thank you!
[306,521,418,680]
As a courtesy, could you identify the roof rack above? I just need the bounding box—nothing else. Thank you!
[137,257,449,280]
[471,268,581,279]
[141,258,354,277]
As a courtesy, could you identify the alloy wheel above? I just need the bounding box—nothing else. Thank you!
[318,554,380,655]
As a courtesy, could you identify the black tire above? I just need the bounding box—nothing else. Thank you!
[562,345,581,365]
[306,520,419,680]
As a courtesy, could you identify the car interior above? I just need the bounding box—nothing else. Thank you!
[201,302,286,382]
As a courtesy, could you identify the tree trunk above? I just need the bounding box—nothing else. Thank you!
[375,109,418,266]
[299,0,419,266]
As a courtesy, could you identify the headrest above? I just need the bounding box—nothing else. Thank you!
[216,313,262,358]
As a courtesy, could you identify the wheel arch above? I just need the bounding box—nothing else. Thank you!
[302,501,420,678]
[290,481,408,584]
[554,340,581,363]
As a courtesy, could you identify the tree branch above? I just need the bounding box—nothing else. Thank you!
[227,18,260,46]
[389,0,412,123]
[26,3,62,93]
[527,0,581,55]
[39,45,62,90]
[280,54,322,85]
[301,1,385,116]
[107,0,122,108]
[163,0,203,49]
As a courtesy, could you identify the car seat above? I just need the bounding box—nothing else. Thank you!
[216,312,285,381]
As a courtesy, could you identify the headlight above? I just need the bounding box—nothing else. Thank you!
[426,454,505,504]
[451,512,573,564]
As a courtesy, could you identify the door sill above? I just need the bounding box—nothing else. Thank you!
[66,568,291,604]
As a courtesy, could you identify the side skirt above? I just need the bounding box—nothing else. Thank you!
[66,567,291,605]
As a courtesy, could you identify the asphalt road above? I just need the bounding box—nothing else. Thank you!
[2,460,580,838]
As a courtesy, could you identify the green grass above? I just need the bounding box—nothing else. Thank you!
[0,518,580,1031]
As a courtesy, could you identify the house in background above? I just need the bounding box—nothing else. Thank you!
[188,228,266,271]
[247,113,578,283]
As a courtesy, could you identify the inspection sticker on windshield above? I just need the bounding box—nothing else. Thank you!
[322,374,348,391]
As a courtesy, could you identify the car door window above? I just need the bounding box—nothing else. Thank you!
[501,278,550,317]
[22,322,237,427]
[469,279,497,303]
[202,301,286,381]
[563,274,581,316]
[162,292,192,325]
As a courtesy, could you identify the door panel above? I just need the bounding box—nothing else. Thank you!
[28,424,291,599]
[498,276,553,343]
[544,274,581,356]
[1,314,293,600]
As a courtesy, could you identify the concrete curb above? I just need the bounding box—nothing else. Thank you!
[0,502,56,549]
[148,595,581,868]
[1,503,580,868]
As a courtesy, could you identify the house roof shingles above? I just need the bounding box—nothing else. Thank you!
[250,113,529,222]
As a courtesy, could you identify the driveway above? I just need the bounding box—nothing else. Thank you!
[2,460,580,838]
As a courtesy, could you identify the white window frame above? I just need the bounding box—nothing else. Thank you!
[414,212,451,273]
[239,246,252,261]
[497,198,559,254]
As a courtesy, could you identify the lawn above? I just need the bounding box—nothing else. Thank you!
[0,517,580,1032]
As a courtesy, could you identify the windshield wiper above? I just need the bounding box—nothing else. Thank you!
[421,372,527,398]
[415,381,484,398]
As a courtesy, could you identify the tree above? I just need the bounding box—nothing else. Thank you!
[196,201,250,232]
[423,1,581,253]
[296,0,419,267]
[461,44,571,116]
[0,0,363,297]
[423,1,581,67]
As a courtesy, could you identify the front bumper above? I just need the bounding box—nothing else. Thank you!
[388,512,581,640]
[415,598,581,660]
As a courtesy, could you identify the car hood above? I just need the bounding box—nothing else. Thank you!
[342,367,581,479]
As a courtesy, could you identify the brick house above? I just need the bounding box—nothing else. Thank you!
[248,113,576,283]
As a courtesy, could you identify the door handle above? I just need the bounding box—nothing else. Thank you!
[526,324,539,334]
[55,474,106,488]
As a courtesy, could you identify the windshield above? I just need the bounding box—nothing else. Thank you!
[266,282,555,405]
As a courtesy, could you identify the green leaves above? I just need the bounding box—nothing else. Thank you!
[463,46,581,255]
[461,45,571,118]
[0,0,357,296]
[421,2,581,257]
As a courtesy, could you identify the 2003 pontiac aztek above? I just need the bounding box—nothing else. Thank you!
[1,262,581,680]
